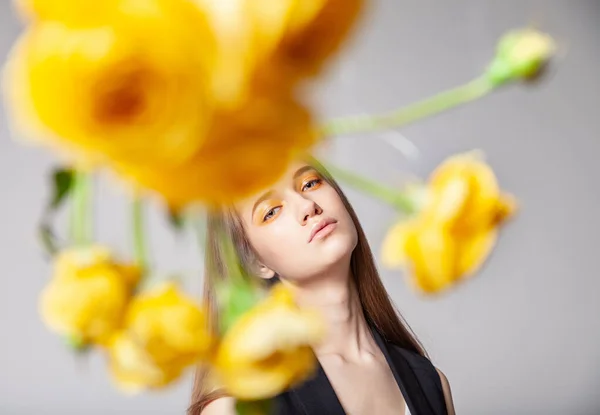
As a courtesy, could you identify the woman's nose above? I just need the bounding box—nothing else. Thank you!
[292,194,323,224]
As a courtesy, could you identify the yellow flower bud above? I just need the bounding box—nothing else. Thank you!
[39,246,140,345]
[486,28,556,85]
[213,284,325,400]
[106,283,212,392]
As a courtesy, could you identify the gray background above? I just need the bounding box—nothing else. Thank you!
[1,0,599,414]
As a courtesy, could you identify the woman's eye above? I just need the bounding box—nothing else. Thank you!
[263,206,281,222]
[302,178,322,191]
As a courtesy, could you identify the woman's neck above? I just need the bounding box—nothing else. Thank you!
[292,266,378,360]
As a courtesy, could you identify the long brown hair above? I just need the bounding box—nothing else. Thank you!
[188,162,425,414]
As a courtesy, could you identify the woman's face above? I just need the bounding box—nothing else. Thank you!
[236,162,358,283]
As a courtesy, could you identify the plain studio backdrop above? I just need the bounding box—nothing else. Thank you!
[1,1,599,414]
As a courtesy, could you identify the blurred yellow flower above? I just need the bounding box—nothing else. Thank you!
[382,152,517,294]
[3,0,215,168]
[40,246,140,345]
[116,94,317,207]
[106,333,183,393]
[106,282,212,392]
[196,0,364,106]
[213,284,325,400]
[4,0,363,207]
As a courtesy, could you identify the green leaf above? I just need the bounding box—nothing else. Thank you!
[167,207,185,231]
[212,221,262,333]
[39,223,59,256]
[38,168,75,256]
[235,399,272,415]
[50,169,75,209]
[218,278,262,334]
[63,334,90,354]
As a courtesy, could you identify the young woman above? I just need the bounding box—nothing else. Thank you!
[189,161,456,415]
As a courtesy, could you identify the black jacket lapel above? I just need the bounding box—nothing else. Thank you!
[285,328,442,415]
[288,362,346,415]
[371,328,438,415]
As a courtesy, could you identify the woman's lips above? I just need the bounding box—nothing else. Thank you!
[308,218,338,243]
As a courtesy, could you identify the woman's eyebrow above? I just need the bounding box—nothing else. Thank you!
[251,190,275,216]
[293,166,315,180]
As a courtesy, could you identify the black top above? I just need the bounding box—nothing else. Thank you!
[272,326,448,415]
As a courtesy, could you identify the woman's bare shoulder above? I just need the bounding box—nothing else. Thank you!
[435,367,456,415]
[200,397,236,415]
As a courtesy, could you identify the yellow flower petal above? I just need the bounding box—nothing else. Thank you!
[456,229,498,279]
[493,193,518,225]
[196,0,364,106]
[53,245,113,280]
[380,219,416,268]
[105,282,212,392]
[15,0,120,25]
[115,94,317,206]
[221,346,316,400]
[404,225,458,294]
[427,152,501,229]
[214,285,325,400]
[122,282,213,368]
[107,333,183,393]
[424,177,470,225]
[255,0,365,88]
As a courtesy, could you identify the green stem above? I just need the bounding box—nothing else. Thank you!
[320,76,495,137]
[69,171,93,246]
[319,161,419,214]
[191,210,259,335]
[190,208,206,252]
[131,195,147,270]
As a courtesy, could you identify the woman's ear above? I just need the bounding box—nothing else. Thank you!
[257,263,276,280]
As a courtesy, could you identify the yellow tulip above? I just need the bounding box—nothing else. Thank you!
[382,152,517,294]
[115,94,317,207]
[3,0,215,169]
[39,246,140,345]
[106,282,212,392]
[213,284,325,400]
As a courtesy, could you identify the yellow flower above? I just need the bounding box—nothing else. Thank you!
[3,0,215,168]
[382,152,517,294]
[196,0,365,106]
[486,28,556,85]
[115,94,317,207]
[213,284,325,400]
[106,282,212,393]
[40,246,140,345]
